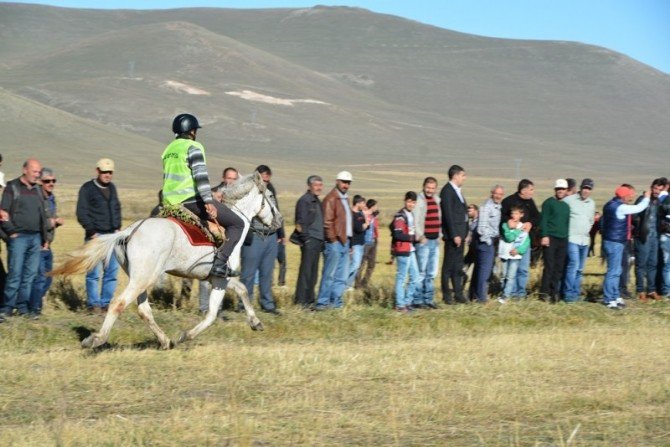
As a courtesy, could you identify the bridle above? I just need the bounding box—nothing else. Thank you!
[231,180,279,239]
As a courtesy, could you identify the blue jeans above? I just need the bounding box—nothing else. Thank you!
[395,253,420,308]
[29,248,53,314]
[413,238,439,305]
[346,244,365,288]
[660,235,670,295]
[2,233,41,315]
[472,241,495,302]
[241,232,279,311]
[317,240,350,308]
[603,240,624,303]
[501,258,521,298]
[510,249,530,297]
[86,237,120,309]
[563,242,589,302]
[634,236,659,293]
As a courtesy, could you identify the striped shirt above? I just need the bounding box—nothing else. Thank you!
[424,195,441,239]
[185,145,213,204]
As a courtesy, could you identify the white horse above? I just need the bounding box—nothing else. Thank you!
[51,172,282,349]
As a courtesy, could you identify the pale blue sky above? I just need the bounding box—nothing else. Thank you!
[9,0,670,73]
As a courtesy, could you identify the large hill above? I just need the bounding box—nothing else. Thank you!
[0,3,668,189]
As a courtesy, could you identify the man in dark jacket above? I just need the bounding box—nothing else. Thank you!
[0,158,49,319]
[632,178,666,301]
[500,179,540,298]
[76,158,122,314]
[293,175,324,308]
[29,167,64,318]
[439,165,468,304]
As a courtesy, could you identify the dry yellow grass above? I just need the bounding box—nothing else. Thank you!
[1,180,668,446]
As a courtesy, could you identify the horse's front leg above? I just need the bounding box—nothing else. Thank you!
[227,278,264,331]
[177,277,227,343]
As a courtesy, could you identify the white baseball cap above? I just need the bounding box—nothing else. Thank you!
[554,179,568,189]
[336,171,353,182]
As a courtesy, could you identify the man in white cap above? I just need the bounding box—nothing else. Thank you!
[76,158,122,314]
[539,179,570,302]
[315,170,353,310]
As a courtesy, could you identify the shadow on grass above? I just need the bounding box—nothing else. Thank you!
[72,326,163,354]
[52,278,85,312]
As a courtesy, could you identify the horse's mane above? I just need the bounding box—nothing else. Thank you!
[221,173,264,204]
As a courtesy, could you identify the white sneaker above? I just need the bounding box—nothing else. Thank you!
[606,301,620,310]
[615,297,627,308]
[497,297,507,304]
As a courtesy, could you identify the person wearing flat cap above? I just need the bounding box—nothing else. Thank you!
[561,179,596,302]
[76,158,122,314]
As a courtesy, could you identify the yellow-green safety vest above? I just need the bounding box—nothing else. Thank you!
[161,138,206,205]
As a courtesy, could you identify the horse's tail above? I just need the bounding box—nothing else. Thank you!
[50,229,131,277]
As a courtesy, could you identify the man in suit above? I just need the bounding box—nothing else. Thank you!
[439,165,469,304]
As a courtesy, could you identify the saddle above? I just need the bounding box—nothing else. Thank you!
[158,205,226,247]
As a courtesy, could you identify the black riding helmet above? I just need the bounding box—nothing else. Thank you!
[172,113,201,135]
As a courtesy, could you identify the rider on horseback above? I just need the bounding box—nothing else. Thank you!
[162,113,245,278]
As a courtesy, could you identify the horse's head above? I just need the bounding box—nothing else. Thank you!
[253,172,283,231]
[222,172,283,231]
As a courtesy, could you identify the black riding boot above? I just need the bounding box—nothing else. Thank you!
[210,252,240,278]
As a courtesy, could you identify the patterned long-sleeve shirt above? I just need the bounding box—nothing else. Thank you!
[186,145,213,204]
[476,198,502,245]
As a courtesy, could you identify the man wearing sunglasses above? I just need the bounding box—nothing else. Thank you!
[29,168,64,318]
[76,158,122,315]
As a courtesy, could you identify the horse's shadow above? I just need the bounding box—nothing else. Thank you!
[71,325,167,354]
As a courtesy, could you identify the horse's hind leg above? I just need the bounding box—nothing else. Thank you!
[227,278,263,331]
[81,282,143,349]
[137,292,172,350]
[177,277,228,343]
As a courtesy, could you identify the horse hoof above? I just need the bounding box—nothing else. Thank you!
[249,319,264,331]
[81,335,95,348]
[176,331,188,344]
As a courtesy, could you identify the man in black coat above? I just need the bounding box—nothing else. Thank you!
[76,158,122,314]
[439,165,468,304]
[500,179,540,298]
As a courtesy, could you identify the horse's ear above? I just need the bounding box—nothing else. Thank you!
[253,171,262,182]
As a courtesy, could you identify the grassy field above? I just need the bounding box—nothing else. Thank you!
[1,183,669,446]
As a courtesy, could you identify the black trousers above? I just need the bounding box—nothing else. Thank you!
[441,240,466,303]
[184,201,245,260]
[294,237,323,307]
[540,236,568,301]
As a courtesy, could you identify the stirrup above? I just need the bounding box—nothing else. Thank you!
[210,261,240,278]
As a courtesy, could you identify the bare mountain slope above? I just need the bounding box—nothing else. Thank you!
[1,3,668,182]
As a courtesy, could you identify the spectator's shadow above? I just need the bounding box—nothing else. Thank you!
[52,278,84,311]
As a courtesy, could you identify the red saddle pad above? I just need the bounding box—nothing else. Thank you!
[168,217,214,247]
